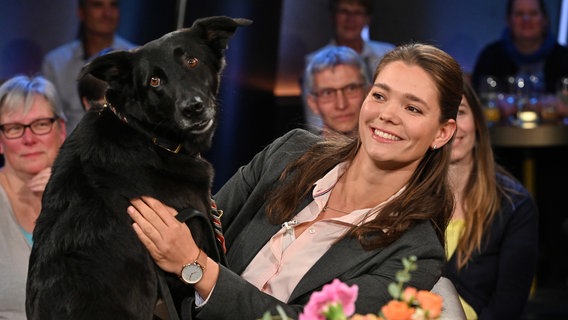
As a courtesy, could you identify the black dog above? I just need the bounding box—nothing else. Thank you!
[26,16,251,320]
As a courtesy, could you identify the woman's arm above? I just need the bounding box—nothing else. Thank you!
[127,196,219,299]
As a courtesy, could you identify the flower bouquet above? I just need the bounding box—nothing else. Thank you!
[261,256,443,320]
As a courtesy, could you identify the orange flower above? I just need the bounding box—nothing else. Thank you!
[350,314,380,320]
[416,290,443,318]
[380,300,415,320]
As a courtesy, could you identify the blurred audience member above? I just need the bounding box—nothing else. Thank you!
[471,0,568,94]
[306,0,395,80]
[42,0,136,133]
[302,46,370,136]
[444,79,539,320]
[0,75,67,320]
[78,73,107,111]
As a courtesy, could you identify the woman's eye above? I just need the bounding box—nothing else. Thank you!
[406,105,421,113]
[372,92,385,101]
[150,76,161,87]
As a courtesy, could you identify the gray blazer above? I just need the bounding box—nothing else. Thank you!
[196,129,445,319]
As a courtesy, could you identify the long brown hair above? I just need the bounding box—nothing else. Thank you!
[454,80,517,269]
[266,43,463,249]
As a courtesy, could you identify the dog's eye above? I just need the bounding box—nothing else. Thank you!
[149,76,161,87]
[185,57,199,69]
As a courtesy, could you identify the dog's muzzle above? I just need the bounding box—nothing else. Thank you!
[188,119,213,134]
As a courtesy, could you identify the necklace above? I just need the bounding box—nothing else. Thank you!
[322,205,351,215]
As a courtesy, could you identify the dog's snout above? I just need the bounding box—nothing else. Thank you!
[181,97,206,117]
[183,101,204,116]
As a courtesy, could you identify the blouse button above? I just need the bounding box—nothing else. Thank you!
[309,227,315,234]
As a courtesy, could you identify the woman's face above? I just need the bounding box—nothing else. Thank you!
[358,61,455,170]
[450,96,476,165]
[508,0,548,42]
[0,95,66,176]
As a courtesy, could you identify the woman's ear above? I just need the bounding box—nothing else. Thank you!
[431,119,456,149]
[58,119,67,140]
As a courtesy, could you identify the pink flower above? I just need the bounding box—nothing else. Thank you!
[401,287,417,303]
[299,279,359,320]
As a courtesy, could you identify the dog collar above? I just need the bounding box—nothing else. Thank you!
[151,137,182,153]
[103,101,183,154]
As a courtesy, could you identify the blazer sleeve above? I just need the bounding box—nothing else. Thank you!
[479,178,539,320]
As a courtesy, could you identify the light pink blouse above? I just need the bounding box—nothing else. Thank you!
[241,162,401,302]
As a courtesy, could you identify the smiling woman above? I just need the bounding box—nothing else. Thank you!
[0,75,67,320]
[126,42,464,320]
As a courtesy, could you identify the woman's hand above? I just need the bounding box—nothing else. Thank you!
[27,167,52,193]
[127,196,199,274]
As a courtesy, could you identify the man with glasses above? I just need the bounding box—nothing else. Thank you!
[303,46,370,137]
[0,75,66,320]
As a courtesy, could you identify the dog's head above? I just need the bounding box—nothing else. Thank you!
[78,16,252,154]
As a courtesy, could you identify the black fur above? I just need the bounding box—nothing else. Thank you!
[26,16,251,320]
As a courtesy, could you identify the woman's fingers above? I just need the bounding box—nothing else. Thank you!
[128,196,198,274]
[127,201,163,244]
[27,167,52,192]
[131,221,160,256]
[136,196,179,227]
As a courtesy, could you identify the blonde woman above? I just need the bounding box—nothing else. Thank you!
[444,80,538,319]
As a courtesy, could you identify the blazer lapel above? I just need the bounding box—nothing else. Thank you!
[288,235,377,302]
[227,210,281,274]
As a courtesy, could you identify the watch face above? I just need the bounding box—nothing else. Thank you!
[181,263,203,284]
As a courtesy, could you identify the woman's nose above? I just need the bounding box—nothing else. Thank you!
[378,102,398,121]
[21,127,38,144]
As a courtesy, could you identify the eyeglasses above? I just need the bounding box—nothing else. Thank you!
[0,116,59,139]
[336,8,367,18]
[311,83,366,103]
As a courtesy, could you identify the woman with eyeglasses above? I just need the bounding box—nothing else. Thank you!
[0,75,66,320]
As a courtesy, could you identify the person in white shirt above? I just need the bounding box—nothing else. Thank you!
[42,0,136,133]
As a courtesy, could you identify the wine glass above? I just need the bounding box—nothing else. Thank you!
[513,73,541,128]
[478,75,501,126]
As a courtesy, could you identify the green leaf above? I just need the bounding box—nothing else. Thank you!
[276,305,290,320]
[259,305,292,320]
[388,282,401,299]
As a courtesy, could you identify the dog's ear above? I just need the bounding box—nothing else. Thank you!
[78,51,134,88]
[190,16,252,55]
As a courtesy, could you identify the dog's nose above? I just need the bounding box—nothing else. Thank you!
[182,99,205,117]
